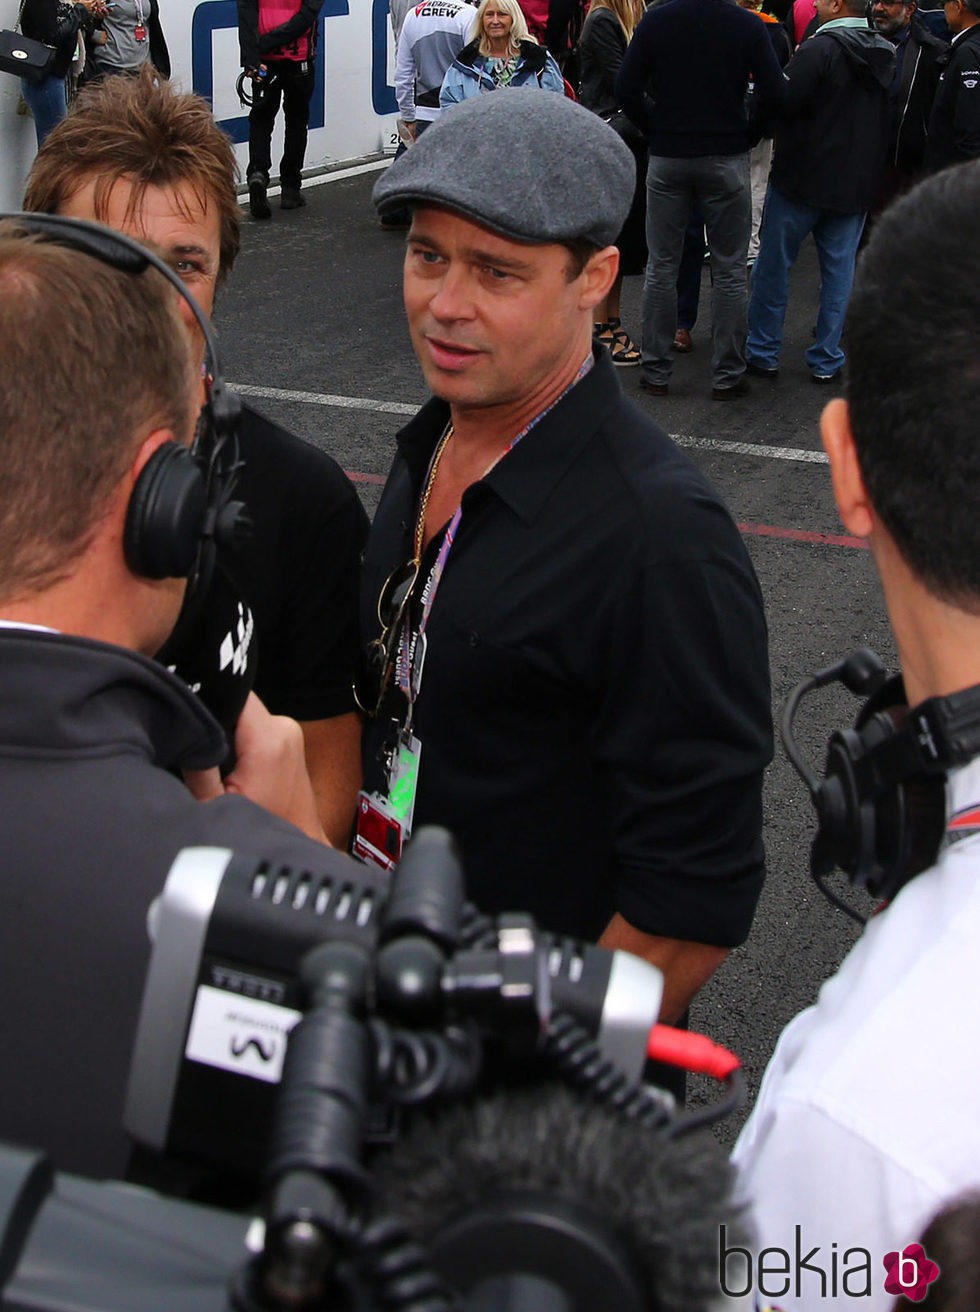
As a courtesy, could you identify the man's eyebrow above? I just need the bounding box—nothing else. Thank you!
[467,245,536,274]
[408,230,537,274]
[167,241,215,263]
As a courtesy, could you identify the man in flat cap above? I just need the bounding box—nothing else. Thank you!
[359,92,772,1036]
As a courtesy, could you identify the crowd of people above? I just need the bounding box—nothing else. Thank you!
[387,0,976,398]
[2,0,980,1305]
[14,0,167,144]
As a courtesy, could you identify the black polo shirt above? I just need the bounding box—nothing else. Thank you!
[233,403,369,720]
[361,350,772,944]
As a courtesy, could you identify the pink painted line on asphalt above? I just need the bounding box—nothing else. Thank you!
[737,521,869,549]
[347,469,388,486]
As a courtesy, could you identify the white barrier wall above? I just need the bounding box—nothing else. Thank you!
[0,0,398,212]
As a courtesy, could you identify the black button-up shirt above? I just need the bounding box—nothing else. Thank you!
[361,350,772,944]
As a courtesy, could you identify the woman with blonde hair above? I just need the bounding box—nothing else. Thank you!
[440,0,564,106]
[578,0,646,366]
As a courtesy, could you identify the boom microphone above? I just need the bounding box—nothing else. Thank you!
[1,824,750,1312]
[0,1087,746,1312]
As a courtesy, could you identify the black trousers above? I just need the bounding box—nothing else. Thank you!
[247,58,316,191]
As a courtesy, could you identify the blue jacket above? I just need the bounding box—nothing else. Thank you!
[440,37,565,106]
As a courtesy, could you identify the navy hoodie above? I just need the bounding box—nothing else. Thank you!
[615,0,787,157]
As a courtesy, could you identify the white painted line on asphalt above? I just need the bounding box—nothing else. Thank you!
[674,435,828,464]
[244,158,389,200]
[231,383,829,464]
[234,383,417,417]
[303,159,391,188]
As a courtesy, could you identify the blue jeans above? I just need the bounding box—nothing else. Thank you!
[747,185,866,377]
[20,75,68,149]
[641,153,751,388]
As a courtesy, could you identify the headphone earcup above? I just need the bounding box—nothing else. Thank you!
[813,728,870,881]
[124,442,207,580]
[814,711,948,902]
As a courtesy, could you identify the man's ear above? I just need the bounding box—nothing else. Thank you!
[821,398,874,539]
[578,245,620,310]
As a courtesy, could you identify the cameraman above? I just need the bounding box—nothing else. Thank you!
[24,71,369,848]
[732,162,980,1308]
[0,221,379,1183]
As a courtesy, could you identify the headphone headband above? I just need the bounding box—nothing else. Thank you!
[1,211,221,393]
[0,211,246,586]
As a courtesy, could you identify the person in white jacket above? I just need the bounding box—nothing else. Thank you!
[731,161,980,1312]
[395,0,473,140]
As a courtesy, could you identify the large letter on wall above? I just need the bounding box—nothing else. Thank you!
[191,0,350,144]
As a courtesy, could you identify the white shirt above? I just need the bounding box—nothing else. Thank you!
[0,620,57,633]
[731,756,980,1311]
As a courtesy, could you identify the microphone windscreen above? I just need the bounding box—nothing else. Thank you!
[370,1082,747,1312]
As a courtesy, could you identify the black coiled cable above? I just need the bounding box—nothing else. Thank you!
[371,1020,482,1106]
[235,69,279,108]
[543,1011,747,1139]
[542,1011,675,1132]
[356,1215,460,1312]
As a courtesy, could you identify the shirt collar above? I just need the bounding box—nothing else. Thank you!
[818,15,872,30]
[395,347,620,527]
[0,619,58,633]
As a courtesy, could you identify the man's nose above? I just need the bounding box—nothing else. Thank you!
[428,265,475,321]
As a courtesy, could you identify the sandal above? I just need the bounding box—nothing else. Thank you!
[603,317,642,367]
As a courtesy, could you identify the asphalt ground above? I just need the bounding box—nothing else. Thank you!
[216,163,897,1141]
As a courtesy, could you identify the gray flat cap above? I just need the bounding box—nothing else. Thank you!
[373,91,636,247]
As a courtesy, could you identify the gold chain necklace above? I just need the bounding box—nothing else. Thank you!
[413,424,453,560]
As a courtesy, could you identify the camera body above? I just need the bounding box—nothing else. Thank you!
[125,840,664,1180]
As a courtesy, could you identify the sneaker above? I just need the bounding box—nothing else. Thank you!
[811,369,842,385]
[248,174,271,221]
[280,186,307,211]
[639,377,669,396]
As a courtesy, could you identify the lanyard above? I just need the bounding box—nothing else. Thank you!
[395,354,594,716]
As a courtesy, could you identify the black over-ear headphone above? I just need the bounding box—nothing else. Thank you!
[781,648,980,918]
[1,212,249,587]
